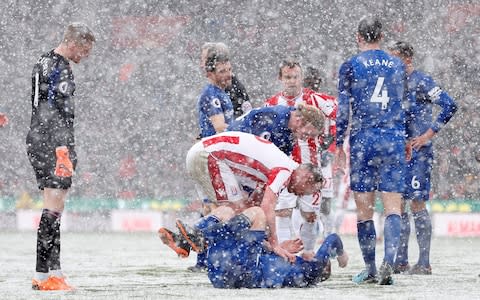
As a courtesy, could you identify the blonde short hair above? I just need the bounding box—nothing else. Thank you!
[63,22,95,45]
[296,103,325,133]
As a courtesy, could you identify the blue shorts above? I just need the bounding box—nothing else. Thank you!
[206,223,265,288]
[404,146,433,201]
[259,254,323,288]
[349,131,406,193]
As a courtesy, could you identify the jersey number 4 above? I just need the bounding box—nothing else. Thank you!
[370,77,390,110]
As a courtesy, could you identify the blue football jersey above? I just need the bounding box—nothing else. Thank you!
[406,70,457,140]
[337,49,407,145]
[227,106,295,155]
[403,70,457,201]
[197,84,234,138]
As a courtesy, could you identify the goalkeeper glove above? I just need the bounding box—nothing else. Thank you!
[54,146,73,177]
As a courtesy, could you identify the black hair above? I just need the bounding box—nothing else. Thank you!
[358,16,382,43]
[301,163,324,185]
[388,41,414,58]
[278,57,302,78]
[303,66,322,91]
[205,52,230,72]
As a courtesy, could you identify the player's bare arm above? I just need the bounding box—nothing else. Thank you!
[209,114,228,133]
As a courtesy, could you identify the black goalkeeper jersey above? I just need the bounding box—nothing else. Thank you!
[26,50,76,151]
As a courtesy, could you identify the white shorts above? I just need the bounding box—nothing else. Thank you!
[275,189,297,210]
[297,192,321,213]
[186,141,246,204]
[275,189,321,213]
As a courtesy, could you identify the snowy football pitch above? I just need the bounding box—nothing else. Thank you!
[1,232,479,299]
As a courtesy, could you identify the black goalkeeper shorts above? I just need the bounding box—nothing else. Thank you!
[27,146,77,190]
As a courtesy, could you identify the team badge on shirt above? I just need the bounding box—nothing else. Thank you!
[212,98,221,108]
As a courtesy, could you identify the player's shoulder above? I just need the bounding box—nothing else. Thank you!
[312,91,336,101]
[34,50,54,69]
[411,69,434,83]
[200,84,222,98]
[304,89,336,104]
[265,92,282,106]
[410,70,437,90]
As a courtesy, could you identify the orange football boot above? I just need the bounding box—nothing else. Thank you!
[32,276,74,291]
[158,227,190,258]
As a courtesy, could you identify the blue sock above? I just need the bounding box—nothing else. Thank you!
[395,212,410,266]
[195,215,220,267]
[226,214,252,240]
[315,233,344,265]
[195,215,220,232]
[357,220,377,275]
[384,214,401,266]
[195,252,207,268]
[413,209,432,267]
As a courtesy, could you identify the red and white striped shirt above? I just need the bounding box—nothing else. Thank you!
[202,131,299,194]
[265,88,338,165]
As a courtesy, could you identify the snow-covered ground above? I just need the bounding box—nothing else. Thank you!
[1,232,479,299]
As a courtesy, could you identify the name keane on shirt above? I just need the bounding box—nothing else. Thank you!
[363,58,395,69]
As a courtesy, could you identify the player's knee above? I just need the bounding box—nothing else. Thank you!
[410,200,426,212]
[320,197,332,214]
[301,211,317,223]
[275,208,293,218]
[212,205,236,221]
[242,206,266,229]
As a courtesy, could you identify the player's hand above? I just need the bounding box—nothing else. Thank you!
[301,250,316,261]
[0,113,8,127]
[273,244,296,263]
[337,251,349,268]
[280,238,304,254]
[411,128,435,150]
[406,141,413,161]
[241,101,253,114]
[54,146,73,177]
[410,135,428,150]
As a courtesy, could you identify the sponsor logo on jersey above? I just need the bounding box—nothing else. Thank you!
[260,131,271,141]
[58,81,69,94]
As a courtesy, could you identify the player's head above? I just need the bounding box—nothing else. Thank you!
[291,103,325,140]
[206,51,232,89]
[387,41,414,59]
[278,57,303,97]
[61,22,95,63]
[200,42,217,68]
[288,163,323,196]
[200,42,230,70]
[357,15,383,44]
[303,66,322,92]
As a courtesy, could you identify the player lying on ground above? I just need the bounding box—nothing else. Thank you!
[159,205,348,288]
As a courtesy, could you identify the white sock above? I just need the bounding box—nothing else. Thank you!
[49,269,63,277]
[34,272,49,281]
[300,221,318,252]
[276,216,293,243]
[291,208,303,237]
[319,212,333,237]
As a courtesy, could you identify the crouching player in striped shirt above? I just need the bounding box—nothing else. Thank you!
[159,131,324,262]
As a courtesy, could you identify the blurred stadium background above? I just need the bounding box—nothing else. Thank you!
[0,0,478,235]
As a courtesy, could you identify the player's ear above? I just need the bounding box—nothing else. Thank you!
[355,33,362,44]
